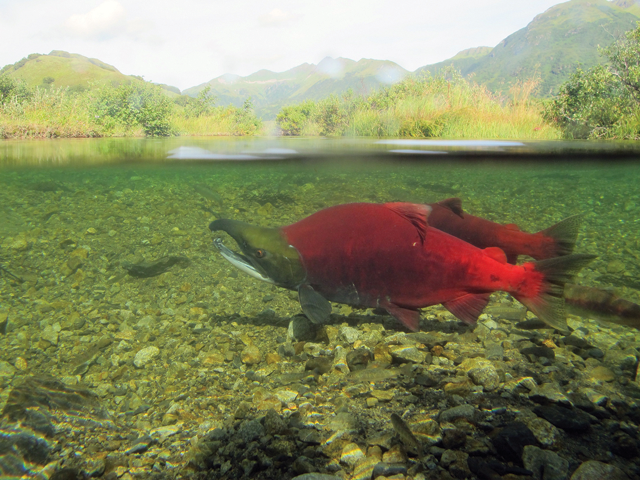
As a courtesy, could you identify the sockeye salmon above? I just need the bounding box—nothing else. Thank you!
[427,198,581,263]
[423,198,640,329]
[209,202,595,332]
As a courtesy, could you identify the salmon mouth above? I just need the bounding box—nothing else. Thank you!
[212,238,274,284]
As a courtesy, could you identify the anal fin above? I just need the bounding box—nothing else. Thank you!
[298,284,332,324]
[443,293,491,324]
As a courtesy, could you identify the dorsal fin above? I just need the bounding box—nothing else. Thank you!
[483,247,508,264]
[436,197,464,218]
[504,223,521,231]
[385,202,431,243]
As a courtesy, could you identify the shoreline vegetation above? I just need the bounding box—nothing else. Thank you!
[1,23,639,140]
[0,81,262,139]
[276,69,559,140]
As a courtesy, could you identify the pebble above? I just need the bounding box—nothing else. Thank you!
[292,475,343,480]
[241,345,262,365]
[0,361,16,378]
[340,442,365,467]
[570,460,630,480]
[288,315,318,342]
[533,405,592,432]
[41,323,60,346]
[460,357,500,391]
[133,346,160,368]
[523,445,569,480]
[340,326,361,344]
[389,345,426,363]
[491,422,538,463]
[438,404,477,423]
[589,365,616,382]
[526,417,560,447]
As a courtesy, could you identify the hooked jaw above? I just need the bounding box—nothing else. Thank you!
[209,219,306,288]
[212,238,274,283]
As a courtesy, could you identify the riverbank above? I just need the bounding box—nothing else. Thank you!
[276,72,562,140]
[0,79,262,139]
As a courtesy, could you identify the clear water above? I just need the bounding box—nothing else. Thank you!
[0,137,639,480]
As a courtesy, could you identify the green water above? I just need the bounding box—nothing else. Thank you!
[1,137,640,479]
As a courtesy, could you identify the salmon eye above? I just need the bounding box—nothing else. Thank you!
[255,249,265,258]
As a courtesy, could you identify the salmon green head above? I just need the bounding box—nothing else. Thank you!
[209,219,306,288]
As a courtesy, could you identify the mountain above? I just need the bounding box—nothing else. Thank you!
[183,57,409,119]
[0,50,180,95]
[416,0,640,95]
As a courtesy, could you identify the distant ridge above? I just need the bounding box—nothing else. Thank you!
[0,50,180,95]
[416,0,640,95]
[183,57,409,119]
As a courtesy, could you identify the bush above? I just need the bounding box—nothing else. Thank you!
[184,85,217,118]
[544,22,640,139]
[0,75,32,104]
[233,97,262,135]
[90,82,175,136]
[276,100,316,135]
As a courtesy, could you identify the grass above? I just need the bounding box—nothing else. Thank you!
[0,79,262,139]
[277,71,561,140]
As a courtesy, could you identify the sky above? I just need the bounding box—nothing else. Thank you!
[0,0,569,91]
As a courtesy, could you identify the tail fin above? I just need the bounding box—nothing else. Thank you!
[516,254,596,332]
[537,214,583,258]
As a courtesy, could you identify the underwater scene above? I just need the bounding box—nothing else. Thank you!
[0,138,639,480]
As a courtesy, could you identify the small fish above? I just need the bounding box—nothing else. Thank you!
[193,184,223,203]
[427,198,581,263]
[564,283,640,329]
[390,413,422,454]
[122,256,190,278]
[210,202,594,332]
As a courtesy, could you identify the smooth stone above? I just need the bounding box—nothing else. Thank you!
[291,475,343,480]
[589,366,615,382]
[491,422,538,463]
[523,445,569,480]
[288,315,319,342]
[237,419,265,443]
[340,442,365,467]
[460,357,500,391]
[241,345,262,365]
[528,383,571,406]
[372,463,407,478]
[570,460,629,480]
[526,417,560,447]
[438,404,477,423]
[133,346,160,368]
[533,405,591,432]
[340,326,361,344]
[389,345,426,363]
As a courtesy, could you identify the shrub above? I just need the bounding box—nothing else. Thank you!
[90,82,175,136]
[544,22,640,139]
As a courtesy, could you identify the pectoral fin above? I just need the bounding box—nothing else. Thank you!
[383,302,421,331]
[443,293,491,324]
[298,284,332,324]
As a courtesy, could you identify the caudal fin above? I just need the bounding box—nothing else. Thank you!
[537,214,583,258]
[516,254,596,332]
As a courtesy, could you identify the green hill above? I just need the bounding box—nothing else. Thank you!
[416,0,640,95]
[0,50,180,95]
[183,57,409,119]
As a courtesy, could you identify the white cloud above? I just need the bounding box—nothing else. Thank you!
[258,8,298,27]
[63,0,128,40]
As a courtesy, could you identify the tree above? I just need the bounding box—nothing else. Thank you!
[544,22,640,139]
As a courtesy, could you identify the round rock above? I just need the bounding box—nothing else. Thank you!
[570,460,629,480]
[133,346,160,368]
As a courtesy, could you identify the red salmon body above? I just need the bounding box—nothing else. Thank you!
[427,198,581,263]
[281,202,588,331]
